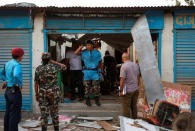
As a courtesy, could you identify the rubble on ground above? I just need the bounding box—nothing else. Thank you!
[19,115,120,131]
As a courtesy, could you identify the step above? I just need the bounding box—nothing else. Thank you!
[59,103,122,119]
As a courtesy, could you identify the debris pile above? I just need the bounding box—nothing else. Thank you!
[19,116,120,131]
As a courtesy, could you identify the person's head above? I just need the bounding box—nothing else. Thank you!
[41,52,51,65]
[172,112,195,131]
[122,52,130,63]
[86,40,94,51]
[11,48,24,62]
[71,38,79,50]
[95,41,101,49]
[105,50,110,56]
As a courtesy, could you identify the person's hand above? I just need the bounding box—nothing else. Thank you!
[119,92,123,96]
[60,64,67,69]
[36,94,39,102]
[79,45,84,49]
[19,87,22,91]
[2,82,7,89]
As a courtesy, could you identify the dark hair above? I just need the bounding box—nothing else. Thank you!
[105,51,110,55]
[176,119,188,130]
[71,38,77,43]
[42,59,50,65]
[12,55,20,60]
[86,40,93,45]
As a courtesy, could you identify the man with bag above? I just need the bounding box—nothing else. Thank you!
[34,53,66,131]
[0,48,24,131]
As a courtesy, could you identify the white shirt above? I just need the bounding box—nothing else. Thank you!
[66,50,82,70]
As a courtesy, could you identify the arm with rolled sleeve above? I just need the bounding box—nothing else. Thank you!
[0,67,6,81]
[13,64,23,87]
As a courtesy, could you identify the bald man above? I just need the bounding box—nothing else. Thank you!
[119,52,140,118]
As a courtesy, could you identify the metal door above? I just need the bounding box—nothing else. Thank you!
[0,30,32,111]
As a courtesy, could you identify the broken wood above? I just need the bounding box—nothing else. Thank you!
[97,121,117,131]
[130,121,149,131]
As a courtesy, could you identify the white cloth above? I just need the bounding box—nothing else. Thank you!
[66,50,82,70]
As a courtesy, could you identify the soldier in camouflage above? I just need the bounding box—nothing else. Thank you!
[34,53,66,131]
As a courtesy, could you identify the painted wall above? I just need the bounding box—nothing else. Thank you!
[32,13,44,114]
[161,13,174,82]
[0,10,32,29]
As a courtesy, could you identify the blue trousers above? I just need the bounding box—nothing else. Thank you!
[4,87,22,131]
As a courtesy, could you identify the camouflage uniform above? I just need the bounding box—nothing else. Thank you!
[83,80,100,97]
[35,54,65,129]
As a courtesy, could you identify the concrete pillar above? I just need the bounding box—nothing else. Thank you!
[32,12,44,114]
[161,13,174,82]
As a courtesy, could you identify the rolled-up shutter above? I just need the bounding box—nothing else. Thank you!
[175,30,195,109]
[0,30,32,111]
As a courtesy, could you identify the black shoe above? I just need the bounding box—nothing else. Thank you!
[54,126,59,131]
[79,97,84,102]
[86,97,91,106]
[95,96,101,106]
[42,127,47,131]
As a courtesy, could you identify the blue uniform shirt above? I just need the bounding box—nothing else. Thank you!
[82,50,101,80]
[0,59,23,87]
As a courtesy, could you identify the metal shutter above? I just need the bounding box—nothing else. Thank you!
[175,30,195,109]
[0,30,32,111]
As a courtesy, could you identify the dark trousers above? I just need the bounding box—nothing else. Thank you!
[4,87,22,131]
[122,90,139,119]
[70,70,84,98]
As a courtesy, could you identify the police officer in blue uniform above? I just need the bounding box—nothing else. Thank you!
[0,48,24,131]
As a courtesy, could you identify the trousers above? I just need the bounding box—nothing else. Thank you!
[83,80,100,98]
[70,70,84,98]
[122,90,139,119]
[4,87,22,131]
[39,87,59,129]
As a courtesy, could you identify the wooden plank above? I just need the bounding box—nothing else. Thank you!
[97,121,117,131]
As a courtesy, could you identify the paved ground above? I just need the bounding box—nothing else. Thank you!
[0,95,121,130]
[0,95,195,130]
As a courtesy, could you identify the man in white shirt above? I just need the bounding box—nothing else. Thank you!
[66,41,84,101]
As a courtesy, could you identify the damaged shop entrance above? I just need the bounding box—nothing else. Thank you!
[44,31,161,104]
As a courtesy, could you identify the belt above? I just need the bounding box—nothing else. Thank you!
[83,67,98,71]
[7,86,19,90]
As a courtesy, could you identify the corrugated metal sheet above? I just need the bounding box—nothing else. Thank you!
[0,30,32,111]
[46,11,164,30]
[0,5,194,11]
[175,30,195,108]
[46,16,137,29]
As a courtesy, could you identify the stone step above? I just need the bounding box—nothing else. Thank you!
[59,103,122,119]
[59,103,121,110]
